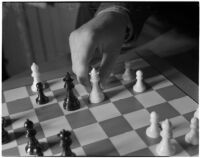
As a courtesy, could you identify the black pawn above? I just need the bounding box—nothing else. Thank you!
[36,82,49,105]
[2,117,9,144]
[24,119,43,156]
[57,129,76,156]
[63,73,80,111]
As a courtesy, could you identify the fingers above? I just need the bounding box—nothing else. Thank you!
[99,51,120,86]
[69,30,95,90]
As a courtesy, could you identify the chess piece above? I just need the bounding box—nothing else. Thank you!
[57,129,76,156]
[31,63,41,92]
[36,82,49,105]
[156,119,175,156]
[24,119,43,156]
[89,68,105,103]
[194,108,199,119]
[2,117,9,144]
[133,70,146,93]
[63,73,80,111]
[122,62,134,81]
[146,111,161,138]
[185,117,199,145]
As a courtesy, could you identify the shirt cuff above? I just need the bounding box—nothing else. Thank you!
[95,6,133,43]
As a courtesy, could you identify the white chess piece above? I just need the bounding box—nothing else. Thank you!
[133,70,146,93]
[156,119,175,156]
[31,63,41,92]
[194,108,199,119]
[89,68,105,103]
[185,117,199,145]
[146,111,161,138]
[122,62,134,81]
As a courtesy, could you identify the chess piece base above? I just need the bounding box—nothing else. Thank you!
[156,142,175,156]
[2,130,9,144]
[63,98,80,111]
[36,96,49,105]
[146,126,160,138]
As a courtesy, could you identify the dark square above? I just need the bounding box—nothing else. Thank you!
[100,116,132,137]
[135,125,161,146]
[156,85,186,101]
[113,96,143,114]
[2,92,5,103]
[83,139,119,156]
[14,123,45,145]
[125,148,154,156]
[142,66,159,79]
[46,134,61,155]
[35,103,64,122]
[7,98,33,114]
[52,88,65,102]
[147,102,180,121]
[2,147,20,156]
[175,135,199,156]
[183,111,195,122]
[66,109,97,129]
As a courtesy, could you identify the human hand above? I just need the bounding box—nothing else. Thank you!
[69,12,128,89]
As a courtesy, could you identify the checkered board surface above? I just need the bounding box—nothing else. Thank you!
[2,58,199,157]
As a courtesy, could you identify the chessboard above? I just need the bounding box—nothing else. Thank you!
[2,55,199,156]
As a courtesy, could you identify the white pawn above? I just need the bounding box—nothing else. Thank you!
[89,68,105,103]
[31,63,41,92]
[194,108,199,119]
[146,111,161,138]
[156,119,175,156]
[122,62,134,81]
[133,70,146,93]
[185,117,199,145]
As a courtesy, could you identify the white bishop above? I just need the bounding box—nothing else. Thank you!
[89,68,105,103]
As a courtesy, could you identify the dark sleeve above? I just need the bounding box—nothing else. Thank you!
[96,2,152,41]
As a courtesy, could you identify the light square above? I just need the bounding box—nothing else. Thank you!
[75,84,89,96]
[4,87,29,102]
[48,78,63,91]
[169,96,198,114]
[110,131,147,156]
[30,91,57,108]
[105,85,132,102]
[2,103,9,116]
[10,110,39,129]
[40,116,71,137]
[72,147,86,156]
[145,75,173,90]
[135,91,166,108]
[74,123,107,146]
[170,116,190,138]
[124,109,150,129]
[90,103,121,122]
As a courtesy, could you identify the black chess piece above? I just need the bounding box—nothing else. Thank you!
[24,119,43,156]
[57,129,76,156]
[36,82,49,105]
[63,73,80,111]
[2,117,9,144]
